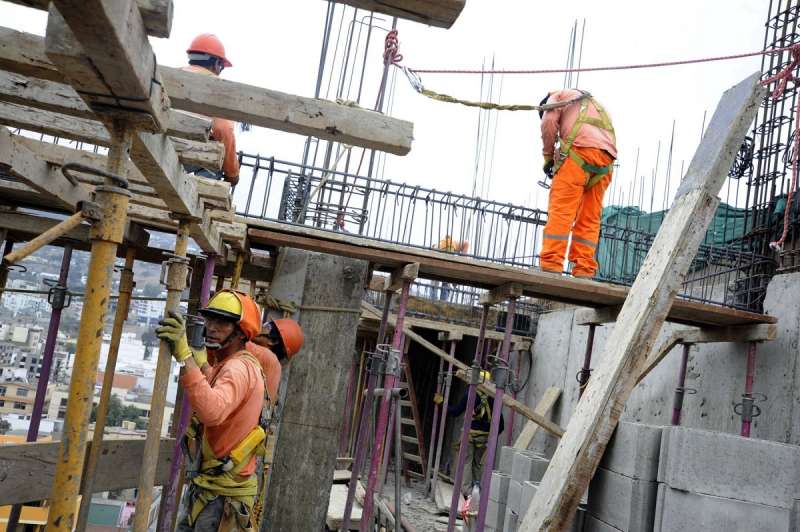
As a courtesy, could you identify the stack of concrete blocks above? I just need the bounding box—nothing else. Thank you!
[654,426,800,531]
[584,422,663,532]
[486,446,551,531]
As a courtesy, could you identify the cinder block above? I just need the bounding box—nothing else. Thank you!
[490,471,512,503]
[486,498,506,530]
[587,467,657,531]
[507,479,522,513]
[599,422,663,481]
[499,445,517,474]
[504,507,519,532]
[511,451,550,484]
[572,506,587,532]
[653,483,792,532]
[658,426,800,509]
[583,514,623,532]
[519,481,539,515]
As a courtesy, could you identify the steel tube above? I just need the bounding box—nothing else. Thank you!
[46,122,133,532]
[672,343,691,426]
[157,253,216,531]
[431,341,455,500]
[342,291,393,530]
[3,211,84,265]
[75,247,136,531]
[506,348,520,447]
[741,342,758,437]
[447,305,490,532]
[425,357,445,493]
[361,281,411,531]
[394,389,402,531]
[578,324,596,398]
[475,298,517,532]
[132,220,191,530]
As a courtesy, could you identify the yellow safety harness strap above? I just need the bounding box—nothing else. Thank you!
[552,96,616,187]
[568,150,613,189]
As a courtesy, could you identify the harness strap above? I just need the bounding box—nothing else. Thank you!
[553,95,616,178]
[568,150,614,189]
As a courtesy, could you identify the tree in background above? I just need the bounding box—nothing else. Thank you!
[90,395,146,429]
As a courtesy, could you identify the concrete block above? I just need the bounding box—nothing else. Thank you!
[499,446,517,475]
[653,483,792,532]
[507,479,522,514]
[519,481,539,515]
[511,451,549,484]
[486,498,506,530]
[583,514,623,532]
[572,506,587,532]
[504,507,519,532]
[587,467,657,531]
[658,426,800,508]
[490,471,511,503]
[599,422,663,481]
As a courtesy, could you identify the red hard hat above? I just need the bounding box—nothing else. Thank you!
[187,33,232,67]
[272,319,304,360]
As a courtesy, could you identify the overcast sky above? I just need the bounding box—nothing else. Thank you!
[2,0,767,214]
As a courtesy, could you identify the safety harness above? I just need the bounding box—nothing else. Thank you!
[468,393,493,446]
[553,92,617,189]
[182,352,274,529]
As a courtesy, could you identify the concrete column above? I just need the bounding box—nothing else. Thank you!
[263,248,368,531]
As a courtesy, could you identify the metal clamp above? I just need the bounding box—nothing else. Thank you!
[491,365,511,390]
[385,347,402,377]
[366,344,390,376]
[734,392,767,422]
[672,387,697,411]
[468,365,484,386]
[0,263,26,273]
[576,368,593,385]
[62,162,129,189]
[79,201,103,222]
[44,278,71,311]
[159,253,192,289]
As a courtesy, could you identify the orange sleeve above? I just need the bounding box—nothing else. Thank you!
[540,91,565,158]
[181,360,252,427]
[211,117,240,184]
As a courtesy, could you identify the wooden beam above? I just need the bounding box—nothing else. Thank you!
[479,282,524,305]
[332,0,466,29]
[437,330,464,342]
[45,1,170,130]
[0,127,89,210]
[2,0,173,38]
[519,73,764,531]
[574,305,622,326]
[0,28,415,155]
[246,220,775,328]
[0,70,211,141]
[0,438,174,505]
[132,131,199,218]
[513,387,562,450]
[386,262,419,291]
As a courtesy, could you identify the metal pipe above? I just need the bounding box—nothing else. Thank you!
[230,252,244,289]
[6,243,74,531]
[46,121,133,532]
[75,247,135,531]
[578,324,596,398]
[506,348,520,447]
[3,211,84,264]
[476,298,517,532]
[425,357,445,494]
[342,290,393,530]
[672,343,691,426]
[394,387,402,531]
[361,280,411,531]
[132,219,191,530]
[431,341,456,500]
[157,253,216,531]
[447,305,490,532]
[741,342,758,437]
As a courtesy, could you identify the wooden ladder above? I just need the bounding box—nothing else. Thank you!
[398,361,427,482]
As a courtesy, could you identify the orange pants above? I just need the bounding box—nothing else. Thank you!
[540,146,613,277]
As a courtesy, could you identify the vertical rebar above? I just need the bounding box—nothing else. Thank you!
[741,342,758,437]
[425,357,445,493]
[671,343,691,426]
[578,324,596,398]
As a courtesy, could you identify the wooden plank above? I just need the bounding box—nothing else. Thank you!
[248,220,775,328]
[574,306,622,326]
[0,70,211,141]
[361,309,529,344]
[512,387,562,450]
[45,1,169,130]
[519,73,764,532]
[333,0,466,29]
[3,0,173,38]
[0,127,89,210]
[327,484,362,530]
[0,438,175,505]
[0,27,414,155]
[386,262,419,291]
[132,131,199,218]
[434,480,460,514]
[170,135,224,169]
[479,282,524,305]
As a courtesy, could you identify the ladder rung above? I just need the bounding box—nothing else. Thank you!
[401,418,416,426]
[400,400,412,407]
[407,470,425,478]
[401,435,418,444]
[402,453,422,463]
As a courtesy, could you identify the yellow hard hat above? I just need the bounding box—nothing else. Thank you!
[480,370,491,381]
[200,289,261,341]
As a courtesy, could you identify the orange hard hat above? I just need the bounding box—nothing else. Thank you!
[459,240,470,253]
[272,319,304,359]
[200,289,261,341]
[187,33,232,67]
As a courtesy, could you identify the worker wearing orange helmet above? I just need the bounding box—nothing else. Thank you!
[183,33,240,185]
[248,318,305,400]
[156,290,303,530]
[539,89,617,278]
[434,235,469,300]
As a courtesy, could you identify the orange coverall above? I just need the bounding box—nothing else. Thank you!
[182,352,264,477]
[247,340,281,401]
[540,89,617,277]
[181,65,241,184]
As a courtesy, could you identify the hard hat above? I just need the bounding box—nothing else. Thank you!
[538,94,551,119]
[459,240,470,253]
[271,319,304,359]
[187,33,232,67]
[480,370,491,381]
[200,289,261,341]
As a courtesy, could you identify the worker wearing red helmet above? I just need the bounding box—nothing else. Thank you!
[183,33,240,185]
[156,289,303,530]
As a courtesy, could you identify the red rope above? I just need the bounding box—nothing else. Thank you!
[761,44,800,252]
[383,29,403,67]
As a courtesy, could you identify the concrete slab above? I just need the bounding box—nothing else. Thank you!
[587,467,657,531]
[520,481,539,515]
[507,479,522,514]
[490,471,511,503]
[511,450,549,484]
[583,514,623,532]
[599,422,663,481]
[653,483,792,532]
[486,498,506,530]
[658,426,800,508]
[504,507,519,532]
[499,446,516,475]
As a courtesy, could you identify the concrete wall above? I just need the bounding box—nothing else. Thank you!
[519,271,800,456]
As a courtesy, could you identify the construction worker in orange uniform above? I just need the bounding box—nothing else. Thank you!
[156,290,303,530]
[434,235,470,301]
[183,34,240,185]
[249,318,305,400]
[539,90,617,278]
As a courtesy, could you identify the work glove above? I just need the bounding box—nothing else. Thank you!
[156,311,192,363]
[433,393,444,405]
[542,156,555,179]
